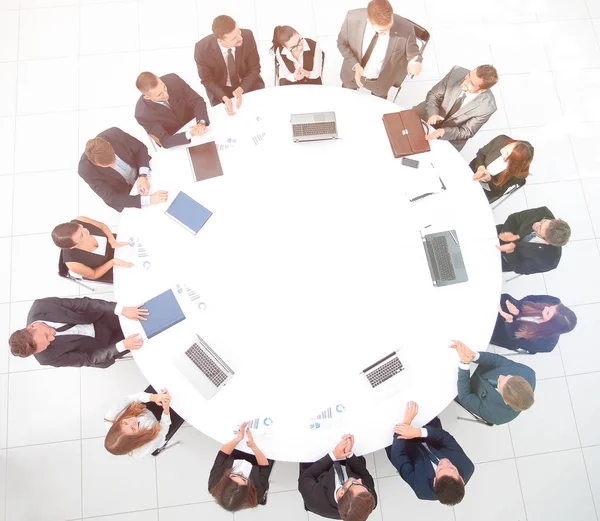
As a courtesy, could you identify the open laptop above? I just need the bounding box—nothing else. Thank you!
[291,112,338,142]
[361,351,405,389]
[421,230,468,287]
[173,334,234,399]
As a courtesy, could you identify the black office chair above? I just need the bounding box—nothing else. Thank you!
[57,250,113,292]
[392,20,431,103]
[490,178,527,208]
[143,385,185,456]
[274,50,325,86]
[454,398,494,427]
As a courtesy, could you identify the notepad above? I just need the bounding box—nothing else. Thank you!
[140,289,186,339]
[188,141,224,182]
[165,191,212,235]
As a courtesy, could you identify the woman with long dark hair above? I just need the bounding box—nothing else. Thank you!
[470,135,534,203]
[271,25,323,86]
[208,422,274,511]
[492,293,577,353]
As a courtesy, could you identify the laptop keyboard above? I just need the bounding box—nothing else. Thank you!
[185,343,228,387]
[293,122,337,137]
[366,357,405,388]
[429,236,456,281]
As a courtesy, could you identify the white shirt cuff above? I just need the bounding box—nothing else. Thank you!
[139,167,150,178]
[185,130,192,140]
[420,428,428,438]
[140,195,150,206]
[473,352,480,361]
[114,303,124,315]
[328,451,338,461]
[116,340,126,353]
[459,362,471,371]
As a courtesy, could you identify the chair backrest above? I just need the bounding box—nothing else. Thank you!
[148,133,162,148]
[57,250,69,279]
[412,22,430,46]
[490,178,526,208]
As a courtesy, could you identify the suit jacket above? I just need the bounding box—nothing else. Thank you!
[457,352,536,425]
[492,293,561,353]
[299,454,378,519]
[194,29,265,107]
[337,9,421,97]
[134,73,210,149]
[28,297,122,368]
[78,127,151,213]
[499,206,561,274]
[388,424,474,501]
[414,66,497,151]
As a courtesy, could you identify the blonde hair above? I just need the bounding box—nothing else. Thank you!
[104,402,160,455]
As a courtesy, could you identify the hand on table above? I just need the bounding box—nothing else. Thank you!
[121,304,149,321]
[427,114,444,126]
[402,401,419,425]
[112,258,134,268]
[425,128,445,141]
[189,122,208,137]
[136,176,150,196]
[449,340,476,364]
[393,424,421,440]
[232,87,243,109]
[111,241,130,249]
[123,333,144,351]
[222,96,235,116]
[149,191,169,205]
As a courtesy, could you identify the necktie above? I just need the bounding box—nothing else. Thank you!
[360,32,379,68]
[446,93,466,119]
[487,377,498,388]
[227,49,239,89]
[521,232,537,243]
[333,461,346,484]
[56,323,75,333]
[421,444,440,464]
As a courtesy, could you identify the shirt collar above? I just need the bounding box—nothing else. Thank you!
[218,41,235,55]
[281,39,308,58]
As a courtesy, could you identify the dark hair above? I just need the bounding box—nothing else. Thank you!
[545,219,570,247]
[270,25,297,54]
[85,138,116,167]
[337,489,376,521]
[212,15,237,40]
[104,402,161,455]
[135,71,160,93]
[209,469,258,511]
[493,140,534,188]
[367,0,393,26]
[515,301,577,340]
[52,222,79,249]
[434,475,465,505]
[475,64,499,89]
[9,329,37,358]
[502,376,535,411]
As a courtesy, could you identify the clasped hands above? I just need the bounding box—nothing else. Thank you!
[222,87,244,116]
[332,433,355,459]
[498,299,520,323]
[496,231,520,254]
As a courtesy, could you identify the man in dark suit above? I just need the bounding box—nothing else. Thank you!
[78,127,168,213]
[337,0,423,99]
[414,65,498,151]
[299,434,377,520]
[134,72,210,149]
[8,297,147,368]
[194,15,265,114]
[450,340,536,425]
[387,401,474,505]
[497,206,571,274]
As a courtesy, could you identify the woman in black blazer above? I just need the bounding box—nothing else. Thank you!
[208,422,274,511]
[470,135,534,203]
[492,293,577,353]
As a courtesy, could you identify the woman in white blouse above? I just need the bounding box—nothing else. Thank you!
[271,25,323,86]
[104,388,175,457]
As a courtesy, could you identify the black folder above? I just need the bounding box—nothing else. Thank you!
[188,141,224,182]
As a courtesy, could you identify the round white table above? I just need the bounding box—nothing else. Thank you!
[115,85,501,462]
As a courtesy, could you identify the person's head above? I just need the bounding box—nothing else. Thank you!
[336,477,376,521]
[497,375,535,411]
[9,323,56,358]
[433,459,465,505]
[515,301,577,339]
[270,25,301,54]
[493,140,535,187]
[85,138,116,168]
[104,402,160,455]
[51,222,90,249]
[213,15,243,47]
[367,0,394,33]
[136,72,169,102]
[460,65,499,93]
[532,218,571,247]
[209,468,258,511]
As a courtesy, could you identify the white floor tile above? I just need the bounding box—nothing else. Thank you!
[139,0,198,50]
[407,39,441,83]
[535,0,591,20]
[12,170,79,235]
[196,0,258,38]
[393,79,437,112]
[79,175,124,228]
[566,372,600,446]
[0,0,18,8]
[554,68,600,123]
[0,375,7,449]
[6,441,81,521]
[425,0,484,29]
[139,48,204,95]
[0,62,17,118]
[571,122,600,179]
[0,10,18,63]
[18,6,78,60]
[543,239,600,307]
[509,377,580,457]
[234,490,308,521]
[560,303,600,375]
[517,449,596,521]
[0,238,11,304]
[482,85,509,131]
[80,2,139,55]
[313,2,354,37]
[86,511,159,521]
[389,0,430,29]
[430,26,493,77]
[255,0,316,42]
[489,23,550,75]
[501,272,549,299]
[82,437,157,518]
[78,106,143,155]
[582,445,600,512]
[0,304,9,374]
[541,20,600,70]
[582,177,600,237]
[0,117,15,176]
[491,182,529,225]
[0,450,5,521]
[268,459,303,493]
[7,368,80,447]
[493,344,565,381]
[160,503,233,521]
[0,176,13,238]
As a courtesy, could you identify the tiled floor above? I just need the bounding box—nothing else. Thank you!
[1,0,600,520]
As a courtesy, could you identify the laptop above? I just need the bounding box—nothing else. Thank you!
[361,351,405,389]
[291,112,338,143]
[188,141,224,182]
[140,289,186,339]
[421,230,468,287]
[173,334,235,400]
[165,191,212,235]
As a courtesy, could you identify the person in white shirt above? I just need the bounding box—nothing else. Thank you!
[271,25,323,86]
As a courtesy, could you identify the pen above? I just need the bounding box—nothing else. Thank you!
[409,192,434,202]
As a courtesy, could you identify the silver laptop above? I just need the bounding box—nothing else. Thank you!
[173,334,234,399]
[291,112,338,142]
[361,351,405,389]
[421,230,468,287]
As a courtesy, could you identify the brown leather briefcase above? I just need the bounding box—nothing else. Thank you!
[382,109,430,158]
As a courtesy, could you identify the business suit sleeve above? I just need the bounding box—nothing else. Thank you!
[337,13,359,67]
[405,28,421,63]
[346,455,377,502]
[423,68,453,119]
[502,246,547,275]
[39,339,120,368]
[123,129,151,170]
[38,296,117,317]
[255,465,272,502]
[180,76,210,126]
[441,107,495,143]
[195,41,228,104]
[298,454,334,498]
[473,135,503,169]
[389,436,417,487]
[239,31,262,93]
[456,367,487,418]
[79,162,142,211]
[208,451,230,490]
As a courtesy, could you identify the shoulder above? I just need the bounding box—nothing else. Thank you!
[347,8,367,19]
[392,14,415,32]
[162,73,182,86]
[196,34,216,51]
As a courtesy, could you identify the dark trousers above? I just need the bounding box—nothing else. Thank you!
[341,78,388,99]
[279,77,322,86]
[144,385,186,451]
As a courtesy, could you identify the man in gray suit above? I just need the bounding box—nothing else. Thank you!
[337,0,422,99]
[450,340,536,425]
[414,65,498,151]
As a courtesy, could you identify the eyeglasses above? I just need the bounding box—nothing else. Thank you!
[288,37,304,52]
[343,481,369,495]
[229,473,248,483]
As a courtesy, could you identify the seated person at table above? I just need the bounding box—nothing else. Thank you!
[194,15,265,114]
[414,65,498,151]
[494,293,577,354]
[209,422,274,511]
[450,340,536,425]
[496,206,570,275]
[105,388,184,457]
[386,401,474,505]
[470,135,534,203]
[299,434,377,520]
[337,0,422,99]
[79,127,168,213]
[51,216,133,283]
[8,297,147,368]
[271,25,323,86]
[134,72,210,149]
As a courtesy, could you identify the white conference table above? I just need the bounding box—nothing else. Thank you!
[115,85,501,462]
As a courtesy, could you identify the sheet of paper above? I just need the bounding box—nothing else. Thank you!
[404,168,443,200]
